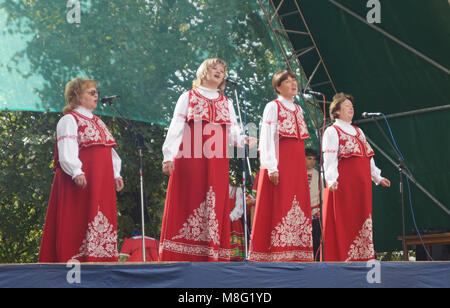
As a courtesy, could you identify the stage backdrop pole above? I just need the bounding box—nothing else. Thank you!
[301,91,327,261]
[136,138,146,262]
[104,99,157,262]
[364,114,415,261]
[229,81,253,261]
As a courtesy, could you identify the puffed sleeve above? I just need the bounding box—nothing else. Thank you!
[259,101,279,174]
[322,125,339,187]
[370,158,383,184]
[227,99,246,147]
[357,129,383,184]
[111,148,122,179]
[162,92,189,163]
[230,187,244,222]
[56,114,84,179]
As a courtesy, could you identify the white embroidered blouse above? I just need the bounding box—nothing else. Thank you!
[162,86,245,163]
[322,119,382,187]
[56,106,122,179]
[259,96,303,175]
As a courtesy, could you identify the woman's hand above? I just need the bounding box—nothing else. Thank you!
[329,181,338,191]
[74,174,87,188]
[115,177,124,192]
[162,161,175,176]
[269,172,279,186]
[379,178,391,187]
[245,136,258,149]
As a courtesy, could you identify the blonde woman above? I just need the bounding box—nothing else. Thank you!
[159,58,253,261]
[39,78,123,263]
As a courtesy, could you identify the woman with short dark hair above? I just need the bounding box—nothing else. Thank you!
[249,70,314,262]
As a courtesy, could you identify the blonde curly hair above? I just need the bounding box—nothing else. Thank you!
[192,58,228,93]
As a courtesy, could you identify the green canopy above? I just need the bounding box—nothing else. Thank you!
[1,0,448,253]
[272,0,450,251]
[0,0,321,148]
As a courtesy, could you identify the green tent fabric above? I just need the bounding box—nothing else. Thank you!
[0,0,320,149]
[1,0,448,253]
[274,0,450,251]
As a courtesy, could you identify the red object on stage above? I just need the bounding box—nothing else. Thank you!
[249,100,314,262]
[229,187,245,261]
[323,125,375,262]
[39,112,119,263]
[230,220,245,261]
[119,236,159,262]
[246,170,260,208]
[159,90,232,262]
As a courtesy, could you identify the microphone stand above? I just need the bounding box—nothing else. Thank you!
[301,92,326,261]
[103,100,157,263]
[362,114,414,261]
[228,81,253,261]
[315,94,326,262]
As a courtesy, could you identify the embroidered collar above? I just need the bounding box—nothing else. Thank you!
[197,86,221,99]
[334,119,357,135]
[74,106,94,119]
[277,96,297,112]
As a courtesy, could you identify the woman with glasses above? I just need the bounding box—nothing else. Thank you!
[39,77,124,263]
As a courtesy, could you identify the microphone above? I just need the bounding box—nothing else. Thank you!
[100,95,120,104]
[301,89,324,97]
[225,77,238,85]
[362,112,383,118]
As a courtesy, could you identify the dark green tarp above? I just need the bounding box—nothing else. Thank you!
[1,0,448,253]
[0,0,320,148]
[275,0,450,251]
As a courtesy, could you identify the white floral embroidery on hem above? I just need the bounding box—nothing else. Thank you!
[345,215,374,261]
[72,209,118,260]
[172,186,220,245]
[249,250,313,262]
[270,195,312,249]
[160,239,231,261]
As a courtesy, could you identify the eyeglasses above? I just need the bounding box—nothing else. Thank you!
[86,90,100,96]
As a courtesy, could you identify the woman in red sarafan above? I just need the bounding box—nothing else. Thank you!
[39,78,124,263]
[249,70,314,262]
[322,93,390,262]
[159,58,255,262]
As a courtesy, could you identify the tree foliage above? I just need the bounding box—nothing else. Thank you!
[0,0,287,124]
[0,110,168,263]
[0,111,55,262]
[0,0,323,262]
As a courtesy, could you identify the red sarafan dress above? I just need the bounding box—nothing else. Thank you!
[159,89,233,262]
[249,99,314,262]
[39,110,119,263]
[322,124,375,262]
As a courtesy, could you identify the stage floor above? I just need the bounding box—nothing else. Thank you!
[0,261,449,288]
